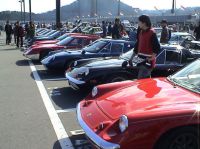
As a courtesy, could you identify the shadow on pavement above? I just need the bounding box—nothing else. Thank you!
[30,69,65,81]
[50,87,88,109]
[16,59,29,66]
[53,135,92,149]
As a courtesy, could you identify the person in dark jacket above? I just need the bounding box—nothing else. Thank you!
[107,22,112,36]
[102,21,107,38]
[5,21,13,45]
[16,21,24,48]
[112,18,122,39]
[13,23,18,44]
[194,22,200,41]
[129,15,160,79]
[160,19,170,44]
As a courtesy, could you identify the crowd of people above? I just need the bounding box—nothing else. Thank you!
[4,21,35,48]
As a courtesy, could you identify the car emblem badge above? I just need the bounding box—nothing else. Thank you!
[87,113,92,117]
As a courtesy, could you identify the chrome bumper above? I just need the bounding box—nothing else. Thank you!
[24,53,40,60]
[77,103,120,149]
[65,73,85,84]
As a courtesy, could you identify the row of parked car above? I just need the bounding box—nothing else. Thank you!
[23,27,200,149]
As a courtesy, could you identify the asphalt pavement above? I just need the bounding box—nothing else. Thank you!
[0,32,92,149]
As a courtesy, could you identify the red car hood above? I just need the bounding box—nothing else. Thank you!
[96,78,200,120]
[32,44,62,49]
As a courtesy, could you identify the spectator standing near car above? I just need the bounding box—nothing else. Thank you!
[160,19,170,44]
[102,21,107,38]
[129,15,160,79]
[112,18,122,39]
[107,22,112,36]
[28,21,35,40]
[194,22,200,41]
[13,23,18,44]
[16,21,24,48]
[5,20,13,45]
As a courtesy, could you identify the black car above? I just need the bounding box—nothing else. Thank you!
[65,44,200,90]
[41,39,136,71]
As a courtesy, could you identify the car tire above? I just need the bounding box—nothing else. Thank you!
[155,126,199,149]
[106,74,127,83]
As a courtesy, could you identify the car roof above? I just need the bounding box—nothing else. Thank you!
[69,34,100,39]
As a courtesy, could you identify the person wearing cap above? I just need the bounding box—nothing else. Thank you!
[129,15,160,79]
[160,19,170,44]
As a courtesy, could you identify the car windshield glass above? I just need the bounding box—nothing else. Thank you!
[169,59,200,93]
[49,31,59,37]
[57,37,73,46]
[119,50,133,60]
[83,40,108,53]
[57,34,68,40]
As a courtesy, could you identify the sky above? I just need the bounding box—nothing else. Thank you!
[1,0,200,13]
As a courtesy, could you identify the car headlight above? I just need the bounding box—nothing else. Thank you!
[119,115,128,133]
[92,86,98,97]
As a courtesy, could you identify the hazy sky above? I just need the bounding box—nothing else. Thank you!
[1,0,200,13]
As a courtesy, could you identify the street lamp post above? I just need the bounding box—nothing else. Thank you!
[56,0,61,30]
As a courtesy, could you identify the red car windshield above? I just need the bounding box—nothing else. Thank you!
[57,36,74,46]
[169,59,200,93]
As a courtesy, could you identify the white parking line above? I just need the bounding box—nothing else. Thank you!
[28,60,74,149]
[56,108,76,114]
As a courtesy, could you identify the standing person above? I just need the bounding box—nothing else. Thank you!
[5,21,13,45]
[160,19,170,44]
[13,23,18,44]
[129,15,160,79]
[16,21,24,48]
[194,22,200,41]
[29,21,35,40]
[107,22,112,36]
[102,21,107,38]
[112,18,122,39]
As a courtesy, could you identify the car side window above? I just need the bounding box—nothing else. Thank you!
[69,38,82,46]
[156,48,165,64]
[165,50,181,64]
[100,43,111,53]
[111,43,124,53]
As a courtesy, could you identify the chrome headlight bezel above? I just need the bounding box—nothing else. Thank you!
[119,115,128,133]
[92,86,98,97]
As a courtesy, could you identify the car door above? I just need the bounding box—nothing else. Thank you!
[110,42,124,57]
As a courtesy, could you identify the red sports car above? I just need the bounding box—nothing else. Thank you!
[23,34,100,60]
[77,59,200,149]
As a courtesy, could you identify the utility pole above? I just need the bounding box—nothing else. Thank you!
[29,0,32,22]
[56,0,61,30]
[23,0,25,23]
[19,0,23,22]
[171,0,176,15]
[118,0,121,17]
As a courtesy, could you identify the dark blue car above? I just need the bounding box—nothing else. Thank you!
[41,39,135,71]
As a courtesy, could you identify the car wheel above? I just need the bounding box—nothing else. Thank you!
[106,75,127,83]
[155,126,199,149]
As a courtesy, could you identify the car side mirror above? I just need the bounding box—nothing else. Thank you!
[122,61,128,68]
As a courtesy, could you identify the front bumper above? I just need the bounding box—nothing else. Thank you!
[23,53,40,60]
[65,73,86,90]
[77,103,120,149]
